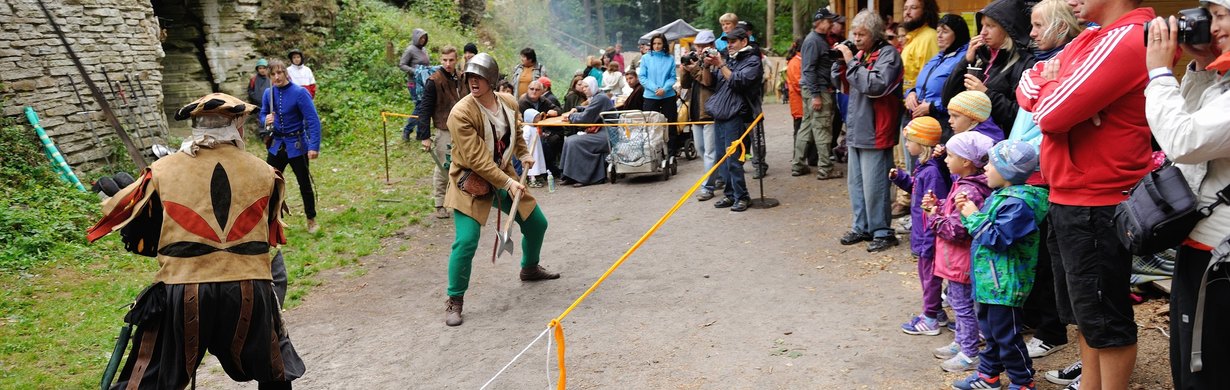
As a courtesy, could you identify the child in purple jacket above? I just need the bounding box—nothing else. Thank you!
[922,130,995,373]
[891,117,953,336]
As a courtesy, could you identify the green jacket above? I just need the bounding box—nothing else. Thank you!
[962,185,1049,307]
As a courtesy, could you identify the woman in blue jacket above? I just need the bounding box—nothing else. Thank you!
[905,14,970,142]
[637,33,681,156]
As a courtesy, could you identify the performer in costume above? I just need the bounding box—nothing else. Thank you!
[87,93,304,389]
[443,53,560,327]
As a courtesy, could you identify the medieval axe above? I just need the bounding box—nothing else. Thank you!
[495,129,541,259]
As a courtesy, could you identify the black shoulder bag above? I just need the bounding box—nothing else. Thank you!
[1114,162,1230,255]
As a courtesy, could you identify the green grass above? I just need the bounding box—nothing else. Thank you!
[0,0,569,387]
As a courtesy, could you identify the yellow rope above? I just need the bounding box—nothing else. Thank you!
[530,120,715,127]
[379,111,418,122]
[547,113,764,389]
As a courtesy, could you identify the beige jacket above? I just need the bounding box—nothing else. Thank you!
[443,92,537,224]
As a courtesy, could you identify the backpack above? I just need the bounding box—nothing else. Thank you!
[1114,162,1230,255]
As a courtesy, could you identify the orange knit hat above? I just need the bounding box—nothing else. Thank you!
[905,116,942,146]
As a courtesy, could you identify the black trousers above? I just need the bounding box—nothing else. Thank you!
[542,128,569,177]
[643,97,680,155]
[1170,245,1230,390]
[267,149,317,220]
[113,281,304,390]
[1023,216,1068,345]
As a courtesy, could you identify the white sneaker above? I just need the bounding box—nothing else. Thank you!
[940,352,979,372]
[934,341,960,359]
[1025,337,1066,358]
[1064,375,1081,390]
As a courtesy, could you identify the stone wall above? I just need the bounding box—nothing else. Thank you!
[0,0,166,173]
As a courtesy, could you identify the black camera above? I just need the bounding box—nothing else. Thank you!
[1144,7,1211,46]
[681,51,700,65]
[827,40,859,59]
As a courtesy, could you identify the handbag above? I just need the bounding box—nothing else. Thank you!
[1114,162,1230,255]
[457,169,492,197]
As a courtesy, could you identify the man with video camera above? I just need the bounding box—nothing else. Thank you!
[1144,1,1230,388]
[794,8,842,180]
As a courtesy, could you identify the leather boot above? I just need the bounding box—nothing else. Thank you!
[444,296,463,326]
[519,265,560,281]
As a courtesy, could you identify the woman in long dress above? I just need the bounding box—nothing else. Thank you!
[559,77,615,187]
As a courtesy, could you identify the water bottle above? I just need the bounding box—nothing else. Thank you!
[547,171,556,193]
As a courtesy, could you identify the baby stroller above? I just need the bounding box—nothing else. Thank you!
[603,110,676,183]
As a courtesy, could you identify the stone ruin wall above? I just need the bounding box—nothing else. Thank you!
[1,0,165,173]
[1,0,337,175]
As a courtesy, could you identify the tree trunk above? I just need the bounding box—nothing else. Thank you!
[596,0,606,45]
[766,0,775,51]
[582,0,593,42]
[792,0,802,40]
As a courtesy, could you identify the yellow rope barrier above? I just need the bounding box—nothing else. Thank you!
[380,111,418,122]
[544,113,764,389]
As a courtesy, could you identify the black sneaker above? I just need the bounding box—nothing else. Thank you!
[1045,360,1082,385]
[839,231,872,245]
[866,236,900,252]
[714,197,735,208]
[731,198,750,212]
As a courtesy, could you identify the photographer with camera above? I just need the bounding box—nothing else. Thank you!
[1144,2,1230,387]
[793,9,842,180]
[680,30,720,201]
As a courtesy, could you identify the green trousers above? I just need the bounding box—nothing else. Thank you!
[447,189,548,297]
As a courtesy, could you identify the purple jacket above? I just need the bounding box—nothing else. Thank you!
[970,120,1005,144]
[930,174,991,284]
[891,158,952,258]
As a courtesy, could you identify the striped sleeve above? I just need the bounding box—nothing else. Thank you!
[1032,26,1142,134]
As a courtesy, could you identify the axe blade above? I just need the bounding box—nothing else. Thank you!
[497,230,515,257]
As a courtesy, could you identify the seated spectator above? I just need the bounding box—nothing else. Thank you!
[562,74,587,113]
[538,76,563,108]
[585,56,605,85]
[559,77,614,187]
[618,72,645,110]
[520,109,550,188]
[518,80,561,116]
[601,62,628,97]
[1144,4,1230,387]
[519,80,564,179]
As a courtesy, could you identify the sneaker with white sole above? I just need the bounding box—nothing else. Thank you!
[951,372,1001,390]
[936,310,950,326]
[1044,360,1082,385]
[1025,337,1066,358]
[935,341,960,359]
[941,352,979,372]
[1064,375,1080,390]
[902,314,943,336]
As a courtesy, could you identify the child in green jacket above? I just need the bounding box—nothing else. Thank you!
[952,139,1049,390]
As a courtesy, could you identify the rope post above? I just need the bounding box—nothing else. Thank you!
[749,117,779,209]
[381,113,391,185]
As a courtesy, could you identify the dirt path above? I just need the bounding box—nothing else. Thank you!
[198,103,1170,389]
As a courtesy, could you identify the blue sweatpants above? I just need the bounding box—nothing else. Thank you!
[976,303,1035,386]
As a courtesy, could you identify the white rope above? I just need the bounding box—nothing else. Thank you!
[479,326,551,390]
[545,325,553,389]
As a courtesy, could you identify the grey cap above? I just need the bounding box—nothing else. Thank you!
[464,53,499,83]
[695,30,716,45]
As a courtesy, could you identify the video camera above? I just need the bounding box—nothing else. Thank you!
[1144,8,1211,46]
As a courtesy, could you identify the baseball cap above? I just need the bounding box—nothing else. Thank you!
[814,9,838,22]
[723,27,750,41]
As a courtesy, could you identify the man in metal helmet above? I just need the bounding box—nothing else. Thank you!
[440,53,560,326]
[87,93,305,389]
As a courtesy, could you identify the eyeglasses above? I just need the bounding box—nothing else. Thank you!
[886,35,897,40]
[528,87,542,91]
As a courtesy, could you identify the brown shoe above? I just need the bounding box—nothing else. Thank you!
[816,170,843,180]
[445,296,464,326]
[520,265,560,281]
[891,203,910,218]
[306,219,320,234]
[433,207,451,219]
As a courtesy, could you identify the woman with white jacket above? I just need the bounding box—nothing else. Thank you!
[1144,2,1230,388]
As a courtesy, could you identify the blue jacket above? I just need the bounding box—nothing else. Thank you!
[260,82,321,158]
[911,45,967,120]
[637,51,677,100]
[964,185,1049,307]
[704,47,762,122]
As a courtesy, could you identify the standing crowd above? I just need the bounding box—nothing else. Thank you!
[777,0,1230,389]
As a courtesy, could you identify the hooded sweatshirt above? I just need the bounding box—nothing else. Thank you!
[930,173,991,284]
[1017,8,1155,206]
[943,0,1035,134]
[399,29,431,74]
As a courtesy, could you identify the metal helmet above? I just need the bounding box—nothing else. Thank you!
[464,53,499,83]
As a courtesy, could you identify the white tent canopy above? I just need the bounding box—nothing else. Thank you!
[639,19,699,42]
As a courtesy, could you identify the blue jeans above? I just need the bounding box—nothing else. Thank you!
[715,119,748,200]
[691,123,718,191]
[847,147,893,238]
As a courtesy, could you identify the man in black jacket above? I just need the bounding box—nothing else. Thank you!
[412,46,468,219]
[704,27,763,212]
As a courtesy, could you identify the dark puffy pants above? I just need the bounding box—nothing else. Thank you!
[1047,204,1137,348]
[113,281,304,389]
[267,149,317,220]
[1024,215,1068,345]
